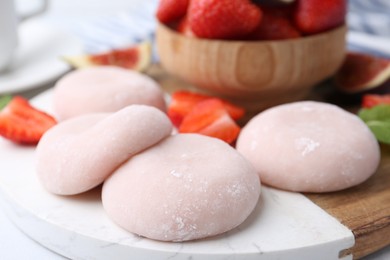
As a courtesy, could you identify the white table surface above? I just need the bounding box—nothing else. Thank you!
[1,0,389,259]
[0,1,152,259]
[0,199,66,260]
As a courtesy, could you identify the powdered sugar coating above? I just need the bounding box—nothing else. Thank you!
[53,66,166,121]
[36,105,172,195]
[236,101,380,193]
[102,134,261,242]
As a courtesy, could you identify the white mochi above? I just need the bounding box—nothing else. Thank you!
[36,105,172,195]
[236,101,381,193]
[102,134,261,242]
[53,66,166,121]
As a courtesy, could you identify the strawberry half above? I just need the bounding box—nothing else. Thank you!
[0,96,57,145]
[179,99,240,144]
[156,0,190,24]
[188,0,262,40]
[168,90,245,127]
[294,0,347,35]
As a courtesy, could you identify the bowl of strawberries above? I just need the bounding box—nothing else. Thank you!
[156,0,347,115]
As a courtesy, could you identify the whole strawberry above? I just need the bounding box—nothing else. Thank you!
[188,0,262,40]
[176,16,195,37]
[294,0,347,35]
[156,0,189,24]
[250,6,301,40]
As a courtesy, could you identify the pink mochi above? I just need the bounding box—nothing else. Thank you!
[36,105,172,195]
[53,66,166,121]
[236,101,381,193]
[102,134,261,242]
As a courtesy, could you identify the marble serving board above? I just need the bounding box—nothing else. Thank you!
[0,90,355,260]
[0,66,389,260]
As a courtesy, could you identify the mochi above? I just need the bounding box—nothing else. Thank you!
[102,134,261,242]
[36,105,172,195]
[53,66,166,121]
[236,101,380,193]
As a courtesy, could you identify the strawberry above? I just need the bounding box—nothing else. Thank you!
[168,90,245,127]
[250,6,301,40]
[294,0,347,35]
[156,0,190,24]
[0,96,57,145]
[257,4,296,19]
[179,99,241,144]
[362,94,390,109]
[177,16,195,37]
[188,0,262,40]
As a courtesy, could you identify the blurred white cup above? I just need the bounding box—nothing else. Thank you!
[0,0,48,73]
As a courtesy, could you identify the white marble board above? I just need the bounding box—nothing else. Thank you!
[0,90,354,260]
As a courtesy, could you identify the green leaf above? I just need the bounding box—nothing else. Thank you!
[366,121,390,144]
[358,105,390,123]
[358,105,390,144]
[0,95,12,110]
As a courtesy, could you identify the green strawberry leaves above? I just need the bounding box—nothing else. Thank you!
[0,95,12,110]
[359,104,390,144]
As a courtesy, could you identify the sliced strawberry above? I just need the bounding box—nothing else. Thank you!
[362,94,390,109]
[156,0,190,24]
[294,0,347,35]
[179,99,240,144]
[188,0,262,40]
[168,91,245,127]
[0,96,57,145]
[168,91,206,127]
[198,114,241,144]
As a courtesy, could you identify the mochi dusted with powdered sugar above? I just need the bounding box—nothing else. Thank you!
[53,66,166,121]
[102,134,261,242]
[36,105,172,195]
[236,101,380,193]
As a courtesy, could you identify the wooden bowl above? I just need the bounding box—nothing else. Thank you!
[156,23,347,115]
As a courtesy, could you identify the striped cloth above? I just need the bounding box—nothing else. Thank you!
[348,0,390,58]
[51,0,390,58]
[56,1,159,54]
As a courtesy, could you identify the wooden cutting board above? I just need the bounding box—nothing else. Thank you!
[148,64,390,259]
